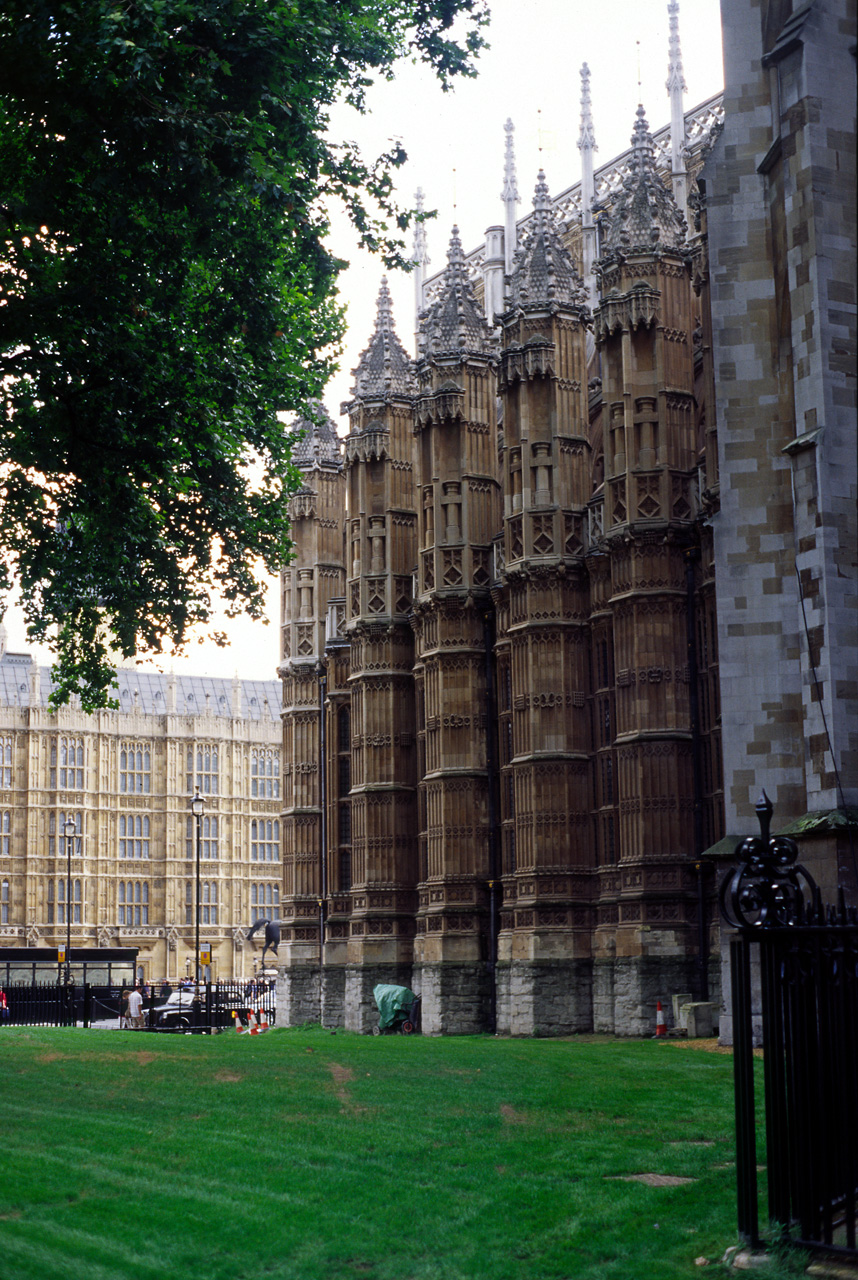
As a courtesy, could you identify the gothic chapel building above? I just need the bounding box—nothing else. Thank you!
[278,1,857,1036]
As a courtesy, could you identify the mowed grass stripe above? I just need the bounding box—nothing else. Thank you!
[0,1026,760,1280]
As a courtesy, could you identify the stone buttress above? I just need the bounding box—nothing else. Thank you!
[411,228,502,1032]
[340,281,419,1031]
[494,173,595,1036]
[278,407,345,1021]
[591,107,705,1033]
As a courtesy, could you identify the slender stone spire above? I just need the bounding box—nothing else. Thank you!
[666,0,688,212]
[419,226,493,356]
[507,172,588,311]
[350,277,415,398]
[600,106,686,259]
[577,62,598,309]
[412,187,430,347]
[501,118,520,276]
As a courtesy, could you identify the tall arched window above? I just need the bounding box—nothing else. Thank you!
[251,749,280,798]
[119,743,151,794]
[0,737,12,788]
[1,879,9,924]
[0,811,10,856]
[187,746,219,795]
[251,819,279,862]
[119,814,150,859]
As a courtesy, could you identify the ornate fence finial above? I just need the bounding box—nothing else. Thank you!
[719,790,817,929]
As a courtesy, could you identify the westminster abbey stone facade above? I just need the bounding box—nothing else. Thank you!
[277,0,856,1037]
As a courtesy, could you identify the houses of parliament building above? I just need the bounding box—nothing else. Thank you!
[277,0,856,1035]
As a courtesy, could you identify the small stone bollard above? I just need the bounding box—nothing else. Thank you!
[682,1002,719,1038]
[672,992,693,1030]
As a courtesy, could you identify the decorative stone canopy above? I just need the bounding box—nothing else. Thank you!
[350,277,415,398]
[290,402,342,469]
[599,105,687,258]
[418,226,494,356]
[506,171,589,311]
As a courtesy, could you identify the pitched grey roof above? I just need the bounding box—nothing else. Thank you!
[0,653,281,721]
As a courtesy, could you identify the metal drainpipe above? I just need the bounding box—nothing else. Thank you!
[482,605,501,1034]
[684,547,708,1001]
[318,665,328,1021]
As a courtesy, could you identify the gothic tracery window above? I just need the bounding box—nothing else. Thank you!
[251,749,280,798]
[119,743,151,794]
[251,819,279,862]
[186,745,219,795]
[119,814,150,859]
[0,736,12,788]
[51,737,84,789]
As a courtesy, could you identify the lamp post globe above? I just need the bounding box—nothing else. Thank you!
[189,788,206,986]
[63,818,76,985]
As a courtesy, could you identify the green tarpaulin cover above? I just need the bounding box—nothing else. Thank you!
[373,984,416,1031]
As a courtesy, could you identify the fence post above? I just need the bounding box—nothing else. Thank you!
[730,934,760,1246]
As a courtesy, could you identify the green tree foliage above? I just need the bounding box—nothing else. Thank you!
[0,0,487,708]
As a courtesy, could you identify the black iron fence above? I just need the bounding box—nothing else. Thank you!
[3,981,76,1027]
[722,792,858,1258]
[1,980,276,1035]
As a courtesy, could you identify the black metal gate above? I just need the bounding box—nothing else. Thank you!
[722,793,858,1258]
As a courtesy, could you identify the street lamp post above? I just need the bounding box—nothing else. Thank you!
[189,788,206,985]
[63,818,76,985]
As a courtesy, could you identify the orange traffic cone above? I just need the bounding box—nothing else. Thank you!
[232,1010,245,1033]
[655,1000,667,1037]
[257,1007,269,1032]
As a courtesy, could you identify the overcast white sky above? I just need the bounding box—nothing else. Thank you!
[3,0,724,682]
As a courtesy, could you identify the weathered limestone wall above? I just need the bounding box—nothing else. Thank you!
[343,963,414,1034]
[705,0,857,833]
[276,963,320,1026]
[495,960,594,1037]
[415,962,492,1035]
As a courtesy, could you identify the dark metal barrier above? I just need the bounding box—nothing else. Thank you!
[722,792,858,1258]
[1,980,276,1035]
[3,982,77,1027]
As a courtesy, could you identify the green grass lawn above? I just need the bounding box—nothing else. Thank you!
[0,1026,760,1280]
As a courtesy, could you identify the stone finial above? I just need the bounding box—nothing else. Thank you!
[412,187,430,345]
[412,187,430,271]
[666,1,688,96]
[502,118,520,277]
[501,118,519,204]
[578,63,597,153]
[350,277,415,398]
[418,225,493,355]
[506,171,589,311]
[600,105,687,258]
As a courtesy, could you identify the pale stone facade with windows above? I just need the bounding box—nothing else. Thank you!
[0,640,282,983]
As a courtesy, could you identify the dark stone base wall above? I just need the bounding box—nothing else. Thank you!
[274,953,723,1037]
[594,956,718,1036]
[276,963,320,1026]
[495,960,594,1036]
[414,962,493,1034]
[344,963,414,1034]
[321,965,346,1030]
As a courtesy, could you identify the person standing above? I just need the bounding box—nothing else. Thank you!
[127,985,144,1030]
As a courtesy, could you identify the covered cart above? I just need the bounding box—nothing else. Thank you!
[372,984,420,1035]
